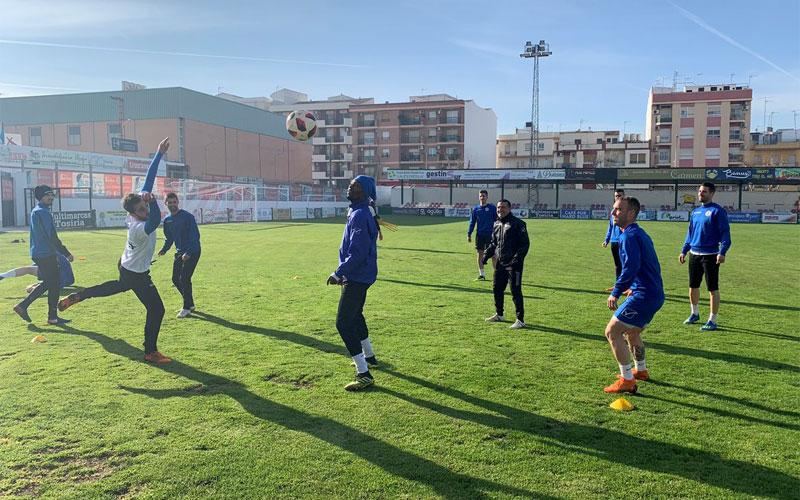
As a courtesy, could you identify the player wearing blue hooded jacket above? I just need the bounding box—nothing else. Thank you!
[678,182,731,331]
[603,196,664,395]
[328,175,379,391]
[602,189,625,289]
[467,190,498,280]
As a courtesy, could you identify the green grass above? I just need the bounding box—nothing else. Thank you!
[0,217,798,499]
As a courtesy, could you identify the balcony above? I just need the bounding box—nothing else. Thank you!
[656,136,671,144]
[401,136,423,144]
[356,120,376,127]
[439,116,461,124]
[356,155,376,163]
[500,151,517,157]
[399,116,421,126]
[312,135,347,144]
[728,154,744,163]
[729,133,744,142]
[400,154,422,162]
[438,154,461,161]
[357,138,376,145]
[656,115,673,124]
[729,110,745,121]
[440,136,461,143]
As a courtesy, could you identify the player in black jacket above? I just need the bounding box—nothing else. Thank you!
[483,199,529,329]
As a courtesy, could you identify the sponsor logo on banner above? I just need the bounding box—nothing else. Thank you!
[258,208,273,221]
[639,210,657,221]
[234,209,252,222]
[775,168,800,181]
[762,213,797,224]
[335,207,349,217]
[565,169,596,180]
[419,208,445,216]
[307,208,316,219]
[445,208,471,218]
[322,207,336,218]
[97,210,128,227]
[274,208,291,220]
[617,168,705,180]
[201,210,215,224]
[560,209,591,219]
[214,210,229,223]
[528,210,560,219]
[392,207,421,215]
[706,168,774,181]
[386,169,566,181]
[290,207,307,219]
[592,209,609,220]
[511,208,529,218]
[52,210,96,229]
[658,211,690,221]
[728,212,760,223]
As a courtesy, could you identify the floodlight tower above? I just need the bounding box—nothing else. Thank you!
[520,40,551,169]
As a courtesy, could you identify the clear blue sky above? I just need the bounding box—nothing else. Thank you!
[1,0,798,135]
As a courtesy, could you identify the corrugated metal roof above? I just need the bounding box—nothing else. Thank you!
[0,87,291,139]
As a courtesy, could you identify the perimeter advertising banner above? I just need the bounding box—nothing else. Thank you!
[639,210,657,221]
[528,210,560,219]
[52,210,96,229]
[617,168,705,181]
[511,208,529,218]
[392,207,420,215]
[761,213,797,224]
[706,168,775,181]
[258,208,273,221]
[591,210,609,220]
[560,209,591,220]
[387,169,566,181]
[290,207,307,219]
[775,168,800,181]
[322,207,337,218]
[728,212,760,223]
[274,208,291,220]
[445,208,471,218]
[658,211,690,222]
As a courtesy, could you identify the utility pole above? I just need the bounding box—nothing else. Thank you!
[520,40,551,169]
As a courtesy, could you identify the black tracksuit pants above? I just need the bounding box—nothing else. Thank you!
[610,242,622,279]
[494,264,524,322]
[172,251,200,310]
[20,254,60,319]
[79,261,165,353]
[335,281,371,357]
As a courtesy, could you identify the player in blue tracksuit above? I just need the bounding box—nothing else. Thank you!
[602,196,665,394]
[467,189,498,280]
[328,175,379,391]
[13,185,74,324]
[679,182,731,331]
[602,188,625,289]
[158,193,202,318]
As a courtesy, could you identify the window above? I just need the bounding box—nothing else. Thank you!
[707,105,721,117]
[707,128,720,138]
[539,142,545,151]
[754,155,762,166]
[428,148,436,156]
[364,149,375,158]
[705,148,720,159]
[680,105,694,118]
[679,127,694,138]
[381,131,390,141]
[524,143,531,152]
[30,127,42,147]
[108,123,122,144]
[381,149,390,158]
[680,148,693,159]
[789,155,797,166]
[630,153,646,164]
[729,129,741,140]
[68,125,81,146]
[659,129,671,143]
[428,129,436,138]
[658,149,671,162]
[363,132,375,144]
[428,111,436,120]
[574,139,582,145]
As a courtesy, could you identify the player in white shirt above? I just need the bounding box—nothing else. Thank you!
[58,138,172,364]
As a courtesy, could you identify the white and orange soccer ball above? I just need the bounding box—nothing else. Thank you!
[286,110,318,141]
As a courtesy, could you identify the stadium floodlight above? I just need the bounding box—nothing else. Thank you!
[520,40,551,169]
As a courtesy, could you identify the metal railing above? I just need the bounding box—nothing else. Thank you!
[440,136,461,142]
[399,116,421,125]
[357,120,375,127]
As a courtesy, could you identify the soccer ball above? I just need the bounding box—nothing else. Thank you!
[286,110,318,141]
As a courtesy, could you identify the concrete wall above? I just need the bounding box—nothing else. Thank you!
[464,100,497,168]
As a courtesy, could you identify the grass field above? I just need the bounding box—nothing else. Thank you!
[0,216,798,500]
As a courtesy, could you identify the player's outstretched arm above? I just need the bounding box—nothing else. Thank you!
[141,137,169,194]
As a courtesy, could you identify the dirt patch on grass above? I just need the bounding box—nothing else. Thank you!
[0,452,127,497]
[263,373,315,389]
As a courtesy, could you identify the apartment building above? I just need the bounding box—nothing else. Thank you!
[496,128,650,169]
[646,84,752,168]
[350,94,497,181]
[748,128,800,168]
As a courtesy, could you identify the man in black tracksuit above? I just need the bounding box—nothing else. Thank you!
[483,199,529,329]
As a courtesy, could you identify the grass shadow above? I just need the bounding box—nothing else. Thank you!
[58,324,551,500]
[526,323,800,373]
[382,278,543,300]
[378,368,799,500]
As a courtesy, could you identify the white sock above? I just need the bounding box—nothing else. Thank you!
[634,359,647,371]
[709,313,718,323]
[361,338,374,357]
[619,364,634,380]
[691,303,699,315]
[479,268,485,277]
[0,269,17,278]
[352,353,368,374]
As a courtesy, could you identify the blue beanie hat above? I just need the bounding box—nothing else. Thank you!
[354,175,376,201]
